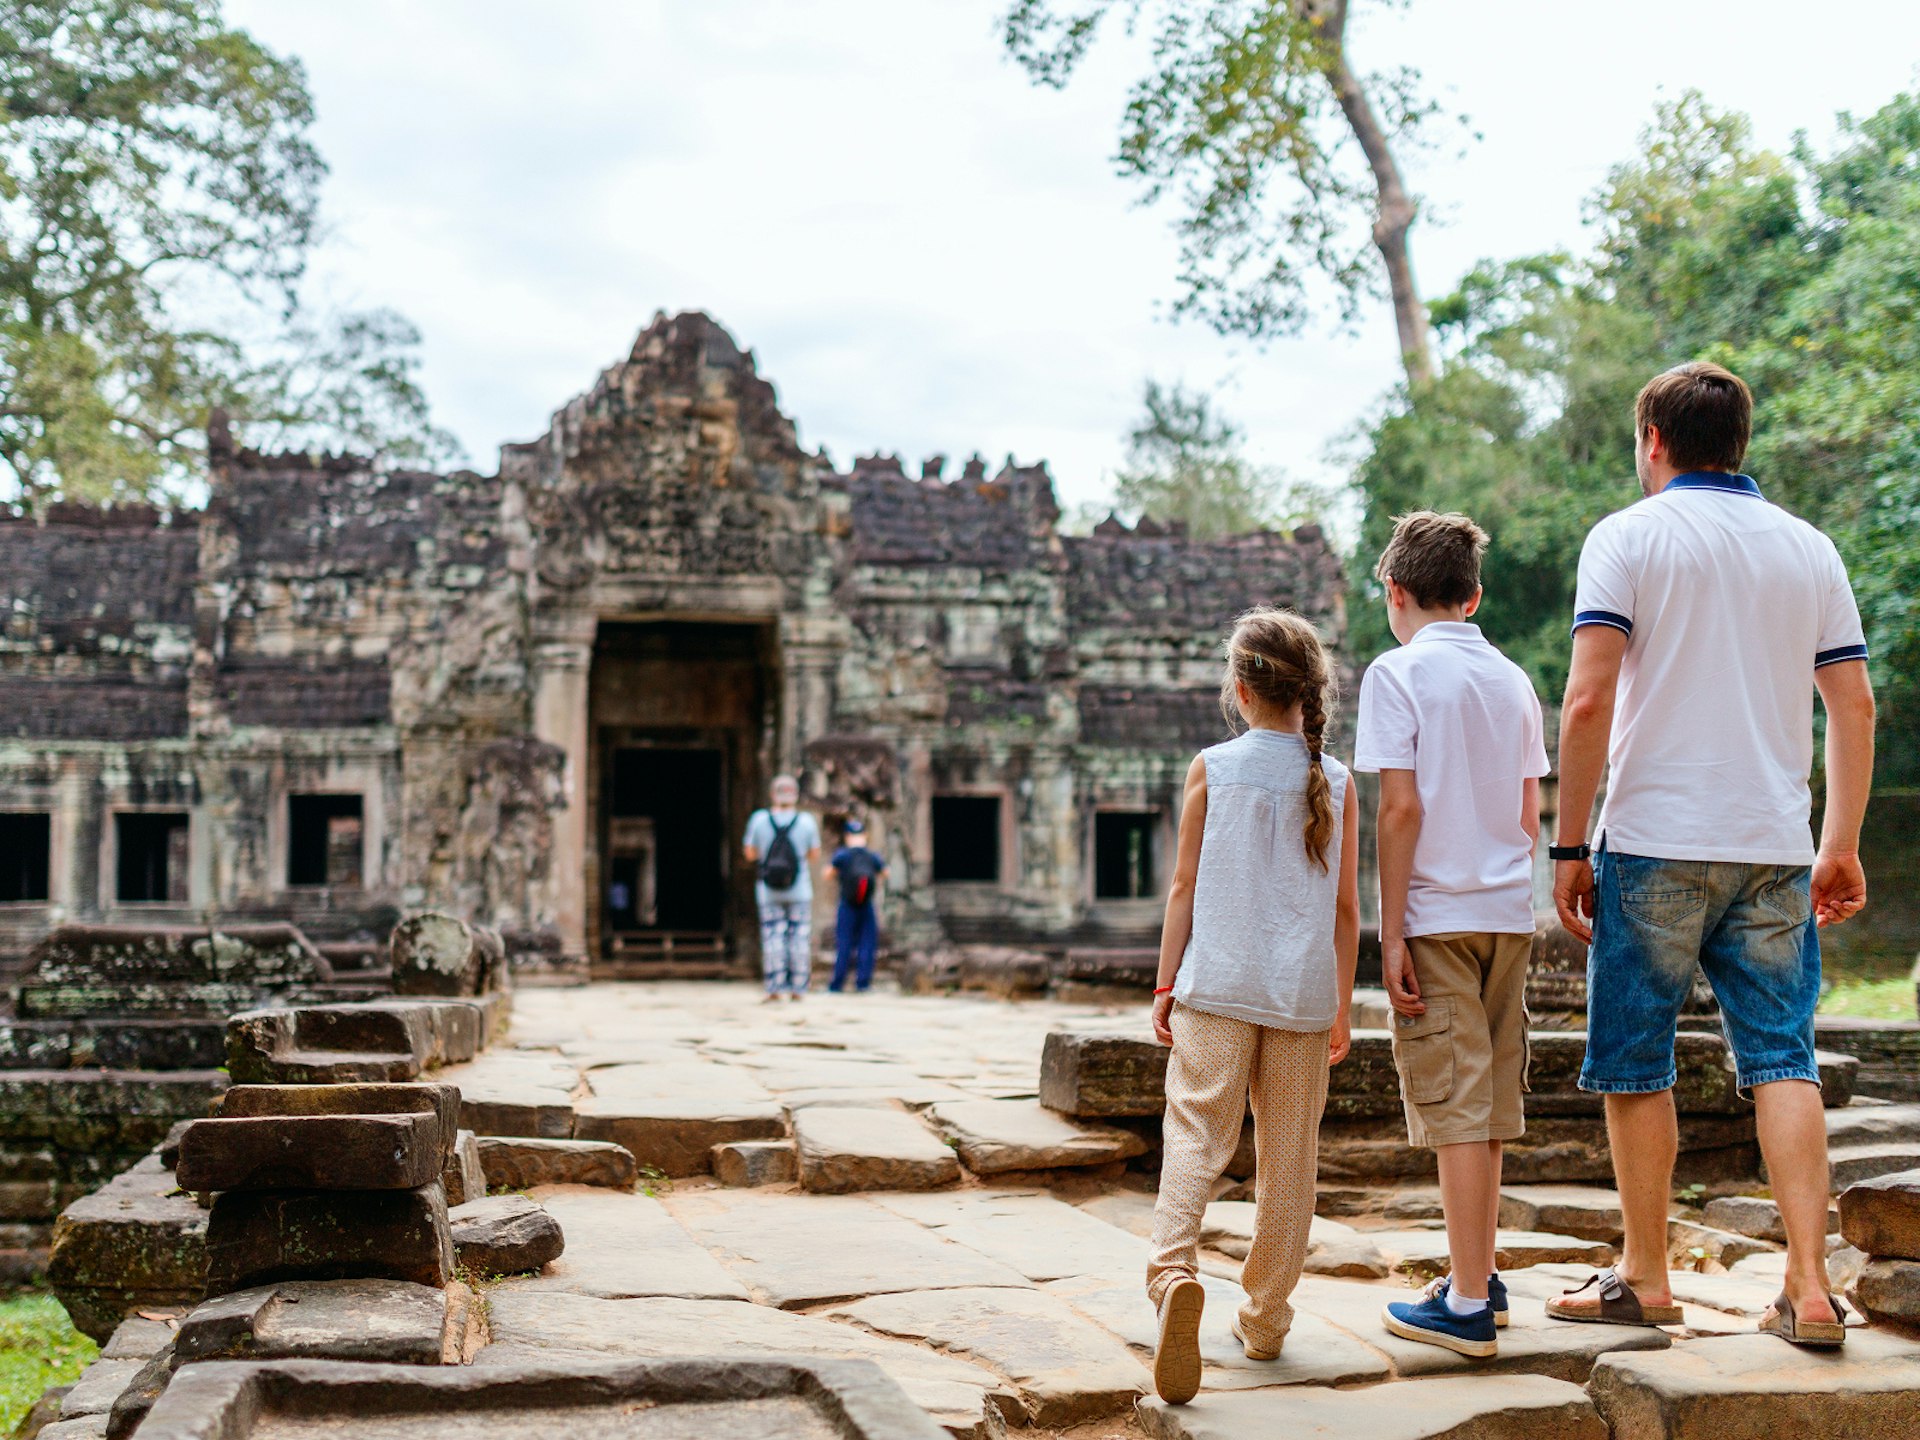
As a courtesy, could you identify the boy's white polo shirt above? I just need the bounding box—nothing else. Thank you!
[1573,472,1867,865]
[1355,622,1549,937]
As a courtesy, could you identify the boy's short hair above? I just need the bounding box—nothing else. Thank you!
[1635,361,1752,472]
[1374,511,1489,610]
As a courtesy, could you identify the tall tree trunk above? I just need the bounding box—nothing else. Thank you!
[1298,0,1435,388]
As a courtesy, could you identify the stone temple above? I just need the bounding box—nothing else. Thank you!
[0,310,1344,984]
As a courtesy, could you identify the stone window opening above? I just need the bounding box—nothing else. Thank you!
[932,795,1002,884]
[287,795,365,888]
[115,812,189,903]
[1093,810,1158,900]
[0,813,52,903]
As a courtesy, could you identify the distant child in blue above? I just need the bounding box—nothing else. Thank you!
[828,819,888,992]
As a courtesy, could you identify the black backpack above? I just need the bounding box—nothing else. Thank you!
[840,847,884,907]
[759,814,802,891]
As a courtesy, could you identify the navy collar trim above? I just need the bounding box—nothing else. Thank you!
[1666,471,1762,497]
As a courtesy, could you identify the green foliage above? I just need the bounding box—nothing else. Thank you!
[0,1290,97,1433]
[0,0,455,510]
[1819,974,1915,1022]
[1107,378,1333,538]
[1350,89,1920,762]
[1001,1,1451,353]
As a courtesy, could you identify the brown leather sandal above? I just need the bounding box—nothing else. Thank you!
[1759,1291,1849,1349]
[1544,1269,1684,1327]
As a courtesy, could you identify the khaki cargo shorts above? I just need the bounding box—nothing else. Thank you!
[1389,931,1532,1148]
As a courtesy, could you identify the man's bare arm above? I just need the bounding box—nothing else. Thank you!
[1554,626,1628,942]
[1812,659,1875,926]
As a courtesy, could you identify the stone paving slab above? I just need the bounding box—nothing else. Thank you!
[1589,1328,1920,1437]
[834,1284,1147,1425]
[433,1052,578,1138]
[1290,1275,1671,1382]
[871,1189,1149,1282]
[475,1291,1014,1439]
[791,1106,961,1193]
[928,1098,1147,1173]
[664,1188,1029,1307]
[1044,1271,1391,1390]
[504,1186,748,1300]
[1138,1373,1606,1439]
[574,1061,785,1177]
[1344,1229,1615,1280]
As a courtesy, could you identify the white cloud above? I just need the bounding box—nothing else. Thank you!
[226,0,1920,509]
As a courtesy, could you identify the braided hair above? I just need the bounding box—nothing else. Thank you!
[1219,607,1338,871]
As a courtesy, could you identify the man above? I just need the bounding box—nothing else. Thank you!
[1549,361,1875,1348]
[743,775,822,1002]
[828,818,888,993]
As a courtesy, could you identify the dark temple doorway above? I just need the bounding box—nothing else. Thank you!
[588,620,777,975]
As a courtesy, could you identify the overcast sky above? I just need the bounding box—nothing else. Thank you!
[226,1,1920,512]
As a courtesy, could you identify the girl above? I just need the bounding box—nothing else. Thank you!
[1147,607,1361,1405]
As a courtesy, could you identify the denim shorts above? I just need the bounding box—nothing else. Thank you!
[1581,845,1821,1097]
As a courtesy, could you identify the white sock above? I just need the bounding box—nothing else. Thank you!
[1445,1287,1489,1316]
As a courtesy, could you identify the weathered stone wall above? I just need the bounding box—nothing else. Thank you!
[0,310,1345,974]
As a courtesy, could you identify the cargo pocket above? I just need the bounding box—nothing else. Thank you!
[1391,997,1455,1106]
[1520,1004,1534,1095]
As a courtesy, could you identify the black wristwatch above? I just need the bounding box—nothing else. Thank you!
[1548,843,1592,862]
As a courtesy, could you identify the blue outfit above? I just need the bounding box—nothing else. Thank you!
[1581,843,1821,1097]
[828,846,887,992]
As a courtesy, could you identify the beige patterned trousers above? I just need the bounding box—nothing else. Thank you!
[1147,1002,1332,1350]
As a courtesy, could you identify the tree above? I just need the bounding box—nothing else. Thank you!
[1002,0,1446,384]
[0,0,454,511]
[1107,378,1330,538]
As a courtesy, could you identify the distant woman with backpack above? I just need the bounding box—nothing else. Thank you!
[743,775,822,1002]
[828,818,888,993]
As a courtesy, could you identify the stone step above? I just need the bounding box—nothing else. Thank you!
[204,1183,454,1294]
[1812,1142,1920,1190]
[1589,1329,1920,1438]
[174,1278,456,1365]
[177,1113,448,1193]
[792,1106,961,1194]
[1703,1193,1839,1245]
[1138,1373,1605,1439]
[47,1156,208,1343]
[436,1053,578,1139]
[1828,1100,1920,1147]
[1498,1186,1624,1243]
[449,1194,565,1276]
[475,1136,636,1191]
[572,1060,782,1177]
[927,1098,1145,1175]
[712,1139,797,1188]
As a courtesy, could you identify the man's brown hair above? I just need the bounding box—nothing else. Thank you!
[1373,510,1489,610]
[1635,361,1753,472]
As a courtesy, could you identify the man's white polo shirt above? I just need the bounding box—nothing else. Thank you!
[1573,471,1867,865]
[1354,622,1549,937]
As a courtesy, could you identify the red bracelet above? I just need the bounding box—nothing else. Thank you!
[1153,986,1174,995]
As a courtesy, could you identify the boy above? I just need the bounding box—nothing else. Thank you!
[1355,511,1549,1357]
[828,819,888,992]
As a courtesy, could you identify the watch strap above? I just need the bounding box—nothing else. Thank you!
[1548,843,1592,862]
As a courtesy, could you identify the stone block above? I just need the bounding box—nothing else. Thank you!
[1704,1193,1839,1246]
[442,1130,484,1207]
[1814,1018,1920,1102]
[131,1354,949,1440]
[1038,1031,1167,1117]
[435,1053,577,1138]
[1841,1167,1920,1259]
[224,1009,421,1087]
[177,1113,445,1193]
[101,1313,178,1361]
[1851,1256,1920,1326]
[474,1136,635,1191]
[1138,1374,1605,1439]
[1668,1218,1776,1268]
[1828,1100,1920,1148]
[711,1139,797,1188]
[389,913,481,997]
[1819,1048,1861,1108]
[57,1359,145,1419]
[573,1061,782,1177]
[204,1184,453,1294]
[174,1278,451,1365]
[103,1344,173,1440]
[1828,1143,1920,1190]
[48,1158,207,1342]
[449,1194,564,1275]
[215,1081,460,1146]
[36,1420,108,1440]
[1498,1186,1624,1243]
[928,1098,1147,1174]
[1589,1329,1920,1437]
[791,1107,960,1194]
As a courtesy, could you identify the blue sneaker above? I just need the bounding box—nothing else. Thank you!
[1489,1271,1509,1329]
[1383,1279,1498,1357]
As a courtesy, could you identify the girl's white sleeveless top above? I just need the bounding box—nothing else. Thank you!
[1173,728,1348,1031]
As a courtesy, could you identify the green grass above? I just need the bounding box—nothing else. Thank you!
[1819,974,1916,1021]
[0,1291,97,1433]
